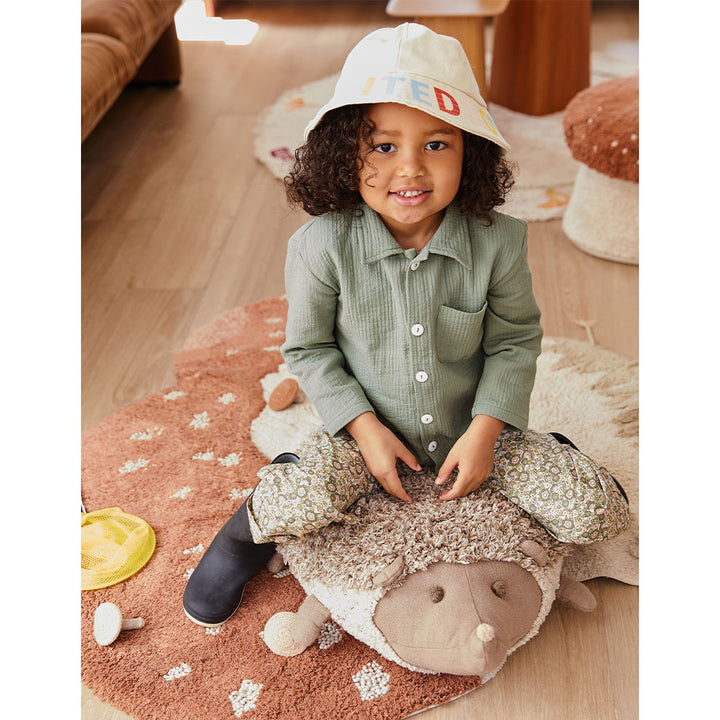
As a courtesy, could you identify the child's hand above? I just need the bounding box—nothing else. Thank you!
[346,412,421,503]
[436,415,505,500]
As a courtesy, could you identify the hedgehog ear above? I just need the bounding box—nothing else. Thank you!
[372,555,406,589]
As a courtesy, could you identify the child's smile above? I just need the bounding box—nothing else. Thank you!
[358,103,464,250]
[390,189,430,205]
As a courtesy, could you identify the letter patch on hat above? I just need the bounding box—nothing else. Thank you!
[362,77,376,96]
[411,80,432,106]
[478,107,500,137]
[435,88,460,116]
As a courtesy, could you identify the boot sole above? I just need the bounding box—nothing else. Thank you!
[183,587,245,627]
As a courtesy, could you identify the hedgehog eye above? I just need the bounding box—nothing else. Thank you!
[491,581,506,598]
[430,586,445,603]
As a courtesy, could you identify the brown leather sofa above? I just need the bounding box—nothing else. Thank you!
[81,0,182,141]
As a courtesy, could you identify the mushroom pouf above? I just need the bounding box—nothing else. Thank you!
[261,464,595,681]
[562,75,639,264]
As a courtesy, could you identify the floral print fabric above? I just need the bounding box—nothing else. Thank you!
[246,429,630,545]
[487,430,630,544]
[247,431,375,544]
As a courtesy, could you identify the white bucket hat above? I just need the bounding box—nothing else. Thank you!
[304,22,510,151]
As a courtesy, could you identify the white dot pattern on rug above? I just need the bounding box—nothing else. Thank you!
[229,680,262,717]
[229,487,253,501]
[190,411,210,429]
[218,452,241,467]
[171,486,192,499]
[190,448,244,466]
[118,458,149,474]
[352,661,390,701]
[183,544,204,555]
[163,390,185,401]
[318,622,342,650]
[163,663,191,681]
[218,393,236,404]
[129,427,164,440]
[193,450,215,461]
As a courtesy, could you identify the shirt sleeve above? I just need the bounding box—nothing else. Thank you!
[472,222,543,430]
[281,226,375,435]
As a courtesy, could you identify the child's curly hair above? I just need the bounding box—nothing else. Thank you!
[284,104,515,226]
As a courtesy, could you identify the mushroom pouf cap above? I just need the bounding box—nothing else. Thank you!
[563,75,639,183]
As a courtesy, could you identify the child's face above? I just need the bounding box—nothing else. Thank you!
[358,103,464,247]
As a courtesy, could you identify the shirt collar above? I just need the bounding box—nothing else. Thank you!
[357,203,473,270]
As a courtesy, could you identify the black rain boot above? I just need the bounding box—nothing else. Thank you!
[182,452,300,626]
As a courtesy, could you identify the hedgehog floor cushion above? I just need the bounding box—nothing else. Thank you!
[255,426,628,681]
[262,467,599,682]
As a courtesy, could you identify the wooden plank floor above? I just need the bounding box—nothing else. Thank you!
[81,2,639,718]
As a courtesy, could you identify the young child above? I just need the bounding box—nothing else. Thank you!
[183,24,629,627]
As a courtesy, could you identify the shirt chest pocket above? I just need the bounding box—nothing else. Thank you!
[435,302,488,363]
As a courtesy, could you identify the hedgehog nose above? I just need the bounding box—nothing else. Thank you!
[470,621,506,674]
[476,623,495,642]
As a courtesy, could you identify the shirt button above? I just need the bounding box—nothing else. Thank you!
[415,371,428,382]
[427,441,438,452]
[421,413,434,424]
[410,261,420,271]
[411,323,425,336]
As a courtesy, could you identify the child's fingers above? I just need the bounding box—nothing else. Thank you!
[370,460,413,503]
[439,464,469,499]
[435,455,458,485]
[439,478,466,501]
[438,485,457,501]
[378,470,413,503]
[439,470,485,501]
[397,446,421,472]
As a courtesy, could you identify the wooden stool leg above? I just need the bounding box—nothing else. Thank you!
[489,0,590,115]
[417,17,488,98]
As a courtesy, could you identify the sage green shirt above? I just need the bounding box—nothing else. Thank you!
[281,203,542,467]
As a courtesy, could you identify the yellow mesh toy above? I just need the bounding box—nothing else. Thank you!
[81,507,156,590]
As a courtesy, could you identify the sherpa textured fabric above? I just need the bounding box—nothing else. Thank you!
[563,75,639,183]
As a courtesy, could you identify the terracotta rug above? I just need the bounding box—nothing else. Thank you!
[81,297,638,720]
[253,50,639,223]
